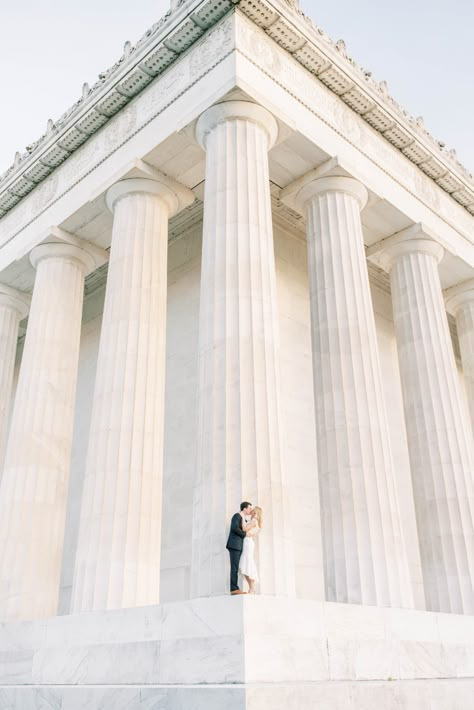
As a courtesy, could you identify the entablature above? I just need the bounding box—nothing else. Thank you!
[1,0,473,224]
[0,3,472,301]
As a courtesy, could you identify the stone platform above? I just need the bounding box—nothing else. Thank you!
[1,596,473,708]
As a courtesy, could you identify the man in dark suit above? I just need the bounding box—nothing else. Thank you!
[226,501,252,595]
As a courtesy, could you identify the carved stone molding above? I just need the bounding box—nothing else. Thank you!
[0,15,234,255]
[235,18,474,241]
[0,0,473,224]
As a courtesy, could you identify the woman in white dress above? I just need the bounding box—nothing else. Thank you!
[239,506,262,594]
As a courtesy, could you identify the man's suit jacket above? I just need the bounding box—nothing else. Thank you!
[226,513,246,551]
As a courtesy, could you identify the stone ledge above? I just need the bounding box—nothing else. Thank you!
[1,680,474,710]
[1,597,473,690]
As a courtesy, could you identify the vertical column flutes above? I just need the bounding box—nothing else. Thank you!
[72,177,193,612]
[445,279,474,436]
[0,242,96,622]
[379,232,474,614]
[0,285,30,471]
[282,174,413,608]
[191,101,295,598]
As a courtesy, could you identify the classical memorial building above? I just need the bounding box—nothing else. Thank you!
[0,0,473,707]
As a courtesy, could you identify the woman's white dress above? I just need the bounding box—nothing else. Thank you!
[239,522,260,581]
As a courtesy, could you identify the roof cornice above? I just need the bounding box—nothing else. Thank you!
[1,0,473,220]
[0,0,239,216]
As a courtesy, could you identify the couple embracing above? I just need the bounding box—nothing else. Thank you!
[226,501,262,595]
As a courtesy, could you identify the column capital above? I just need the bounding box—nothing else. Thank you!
[367,224,444,272]
[281,169,368,215]
[0,284,31,320]
[106,176,194,218]
[301,176,368,213]
[29,241,98,274]
[195,101,279,151]
[444,277,474,316]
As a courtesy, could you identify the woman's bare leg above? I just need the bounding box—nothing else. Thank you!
[244,575,251,592]
[248,578,256,594]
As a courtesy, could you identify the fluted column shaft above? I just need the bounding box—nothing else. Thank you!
[0,286,30,471]
[191,101,295,597]
[383,237,474,613]
[0,243,94,622]
[446,279,474,436]
[72,177,193,612]
[296,176,412,608]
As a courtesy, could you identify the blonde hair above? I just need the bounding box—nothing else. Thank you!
[253,506,263,528]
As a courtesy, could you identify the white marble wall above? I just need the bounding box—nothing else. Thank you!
[8,223,434,610]
[274,225,323,600]
[161,228,202,602]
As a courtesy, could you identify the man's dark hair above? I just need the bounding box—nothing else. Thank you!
[240,501,252,511]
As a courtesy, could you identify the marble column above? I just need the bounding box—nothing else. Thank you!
[378,231,474,614]
[191,101,295,598]
[282,175,413,608]
[0,242,96,622]
[0,285,30,471]
[445,278,474,436]
[72,176,194,612]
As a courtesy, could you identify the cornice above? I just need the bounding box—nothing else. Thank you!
[259,0,474,214]
[0,0,239,217]
[1,0,473,222]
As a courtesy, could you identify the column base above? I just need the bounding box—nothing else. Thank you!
[1,597,473,709]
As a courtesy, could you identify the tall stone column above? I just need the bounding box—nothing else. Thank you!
[72,177,194,612]
[0,285,30,470]
[445,279,474,436]
[377,230,474,614]
[191,102,295,598]
[0,242,96,622]
[282,175,413,608]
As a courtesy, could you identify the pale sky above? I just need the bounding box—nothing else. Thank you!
[0,0,473,176]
